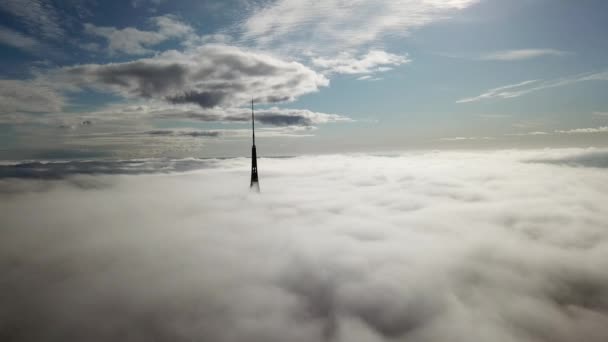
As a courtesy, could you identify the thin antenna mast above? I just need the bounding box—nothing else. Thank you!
[251,98,255,146]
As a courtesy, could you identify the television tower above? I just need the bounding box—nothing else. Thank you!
[250,99,260,192]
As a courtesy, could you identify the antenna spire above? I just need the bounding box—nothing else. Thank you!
[251,98,255,146]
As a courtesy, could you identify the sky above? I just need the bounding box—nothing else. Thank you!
[1,0,608,159]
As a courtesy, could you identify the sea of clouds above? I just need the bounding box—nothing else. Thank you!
[1,149,608,342]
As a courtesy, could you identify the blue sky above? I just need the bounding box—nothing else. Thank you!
[1,0,607,159]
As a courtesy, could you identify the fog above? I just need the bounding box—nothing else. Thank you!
[1,149,608,341]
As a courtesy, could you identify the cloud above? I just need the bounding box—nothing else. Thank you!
[82,102,350,127]
[241,0,479,54]
[457,71,608,103]
[50,44,329,108]
[0,26,42,53]
[555,127,608,134]
[145,129,221,138]
[515,127,608,136]
[593,112,608,117]
[312,50,410,76]
[1,149,608,341]
[0,0,64,40]
[439,136,494,141]
[0,79,65,114]
[526,148,608,168]
[174,106,351,126]
[506,131,550,137]
[84,15,194,55]
[480,49,569,61]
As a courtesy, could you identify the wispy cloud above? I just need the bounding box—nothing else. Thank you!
[508,127,608,137]
[439,136,494,141]
[506,131,549,136]
[555,126,608,134]
[456,80,539,103]
[479,49,569,61]
[457,71,608,103]
[312,50,410,76]
[593,111,608,117]
[0,26,42,53]
[0,0,64,40]
[0,80,65,114]
[241,0,479,55]
[84,15,195,55]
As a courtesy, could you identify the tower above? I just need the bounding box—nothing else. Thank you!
[250,99,260,192]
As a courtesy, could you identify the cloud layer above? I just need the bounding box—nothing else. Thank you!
[1,149,608,341]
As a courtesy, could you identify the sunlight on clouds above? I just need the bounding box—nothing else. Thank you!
[242,0,479,54]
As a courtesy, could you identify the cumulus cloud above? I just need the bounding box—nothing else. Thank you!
[457,71,608,103]
[0,79,65,113]
[84,15,194,55]
[312,50,410,76]
[51,44,328,108]
[1,149,608,341]
[480,49,569,61]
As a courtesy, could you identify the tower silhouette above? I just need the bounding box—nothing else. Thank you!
[250,99,260,192]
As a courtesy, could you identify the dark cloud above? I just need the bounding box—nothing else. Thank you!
[146,130,222,138]
[53,45,329,108]
[167,90,227,108]
[0,158,222,180]
[153,105,350,126]
[527,150,608,168]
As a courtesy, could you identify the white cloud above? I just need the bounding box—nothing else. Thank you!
[480,49,569,61]
[0,80,65,114]
[312,50,409,76]
[242,0,479,54]
[506,131,550,136]
[1,149,608,341]
[457,71,608,103]
[84,15,194,55]
[439,136,494,141]
[593,112,608,117]
[555,126,608,134]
